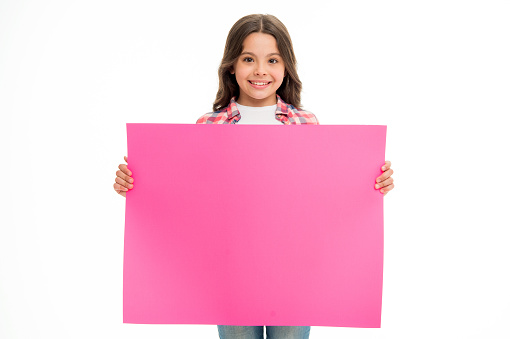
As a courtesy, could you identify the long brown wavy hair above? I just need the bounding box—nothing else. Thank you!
[212,14,303,112]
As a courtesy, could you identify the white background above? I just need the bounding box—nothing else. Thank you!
[1,0,509,338]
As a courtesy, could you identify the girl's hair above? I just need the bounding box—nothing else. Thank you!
[213,14,303,112]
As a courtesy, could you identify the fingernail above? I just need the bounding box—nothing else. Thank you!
[129,178,133,183]
[375,184,380,189]
[380,190,384,194]
[382,166,386,171]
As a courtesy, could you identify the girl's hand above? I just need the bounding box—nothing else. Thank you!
[113,156,133,198]
[375,161,394,196]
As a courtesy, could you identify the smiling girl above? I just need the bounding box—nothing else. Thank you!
[114,14,394,339]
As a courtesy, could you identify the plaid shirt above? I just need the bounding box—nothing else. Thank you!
[196,94,319,125]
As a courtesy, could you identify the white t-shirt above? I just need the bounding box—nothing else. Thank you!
[235,103,282,125]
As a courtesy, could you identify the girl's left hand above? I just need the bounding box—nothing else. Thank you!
[375,161,394,196]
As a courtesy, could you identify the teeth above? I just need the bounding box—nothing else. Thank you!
[251,81,269,85]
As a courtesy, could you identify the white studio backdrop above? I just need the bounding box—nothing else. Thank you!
[1,0,509,338]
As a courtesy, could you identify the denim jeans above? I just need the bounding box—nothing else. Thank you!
[217,325,311,339]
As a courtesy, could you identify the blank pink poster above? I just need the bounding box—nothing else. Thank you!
[124,123,386,327]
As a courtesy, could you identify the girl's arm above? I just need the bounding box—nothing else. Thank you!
[113,156,134,198]
[375,161,394,196]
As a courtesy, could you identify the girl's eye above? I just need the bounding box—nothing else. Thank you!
[242,57,279,63]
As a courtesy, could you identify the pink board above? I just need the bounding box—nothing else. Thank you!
[124,123,386,327]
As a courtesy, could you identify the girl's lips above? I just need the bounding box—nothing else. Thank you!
[248,80,271,88]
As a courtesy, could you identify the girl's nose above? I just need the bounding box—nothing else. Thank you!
[254,64,267,75]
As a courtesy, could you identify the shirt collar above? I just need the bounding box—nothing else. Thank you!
[226,94,290,120]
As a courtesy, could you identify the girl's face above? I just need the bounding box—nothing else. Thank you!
[231,33,285,107]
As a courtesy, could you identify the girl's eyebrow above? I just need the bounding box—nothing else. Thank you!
[240,51,281,57]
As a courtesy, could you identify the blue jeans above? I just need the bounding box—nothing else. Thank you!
[217,325,311,339]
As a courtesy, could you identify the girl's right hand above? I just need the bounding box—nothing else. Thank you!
[113,156,133,198]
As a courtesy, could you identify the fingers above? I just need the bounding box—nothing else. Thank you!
[376,168,393,184]
[118,163,133,185]
[376,160,394,195]
[117,167,132,181]
[115,174,133,187]
[381,160,391,171]
[381,183,394,195]
[114,156,133,197]
[375,176,393,190]
[113,182,127,197]
[119,162,132,176]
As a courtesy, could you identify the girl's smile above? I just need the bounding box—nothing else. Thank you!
[248,80,272,88]
[231,32,285,107]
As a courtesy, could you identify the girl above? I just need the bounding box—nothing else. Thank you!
[114,14,394,339]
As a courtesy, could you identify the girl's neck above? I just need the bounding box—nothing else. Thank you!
[237,102,276,108]
[236,94,277,107]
